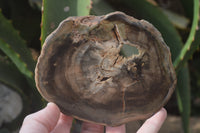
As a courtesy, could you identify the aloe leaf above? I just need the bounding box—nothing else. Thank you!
[173,0,199,71]
[0,56,30,96]
[91,0,114,15]
[180,0,193,19]
[41,0,91,44]
[175,28,200,71]
[0,0,41,47]
[176,65,191,133]
[161,9,190,30]
[29,0,42,8]
[0,39,33,78]
[0,11,35,77]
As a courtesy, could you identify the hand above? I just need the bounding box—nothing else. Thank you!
[19,103,167,133]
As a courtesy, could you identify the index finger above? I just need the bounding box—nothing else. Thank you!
[19,103,60,133]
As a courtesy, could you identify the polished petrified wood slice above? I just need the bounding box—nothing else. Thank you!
[35,11,176,126]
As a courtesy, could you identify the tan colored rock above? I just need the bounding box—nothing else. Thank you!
[35,11,176,126]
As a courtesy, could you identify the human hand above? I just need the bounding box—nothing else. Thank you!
[19,103,167,133]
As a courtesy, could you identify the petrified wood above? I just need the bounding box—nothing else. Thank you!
[35,11,176,126]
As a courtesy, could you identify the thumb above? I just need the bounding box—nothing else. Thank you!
[137,108,167,133]
[20,102,60,133]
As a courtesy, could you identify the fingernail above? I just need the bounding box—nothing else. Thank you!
[47,102,54,107]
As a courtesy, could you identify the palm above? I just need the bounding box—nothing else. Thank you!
[20,103,166,133]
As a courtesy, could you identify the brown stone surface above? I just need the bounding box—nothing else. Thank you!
[126,116,200,133]
[35,11,176,126]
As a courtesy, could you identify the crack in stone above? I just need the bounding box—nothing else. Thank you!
[122,87,126,113]
[100,77,111,82]
[113,24,122,44]
[113,55,119,66]
[114,24,127,113]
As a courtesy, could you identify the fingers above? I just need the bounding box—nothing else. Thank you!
[81,122,104,133]
[137,108,167,133]
[106,124,126,133]
[20,102,60,133]
[51,113,73,133]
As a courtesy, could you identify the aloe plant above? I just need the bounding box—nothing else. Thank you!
[0,39,33,78]
[176,65,191,133]
[0,10,42,99]
[0,11,35,79]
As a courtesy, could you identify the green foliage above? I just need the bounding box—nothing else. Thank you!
[176,65,191,133]
[0,56,30,94]
[174,0,200,71]
[180,0,194,19]
[0,0,200,132]
[91,0,114,15]
[0,11,35,77]
[0,39,33,78]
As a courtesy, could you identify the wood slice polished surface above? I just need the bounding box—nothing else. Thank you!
[35,12,176,126]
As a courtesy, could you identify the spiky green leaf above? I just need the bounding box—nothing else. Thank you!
[180,0,194,19]
[0,39,33,78]
[176,65,191,133]
[0,56,30,95]
[0,11,35,77]
[173,0,199,71]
